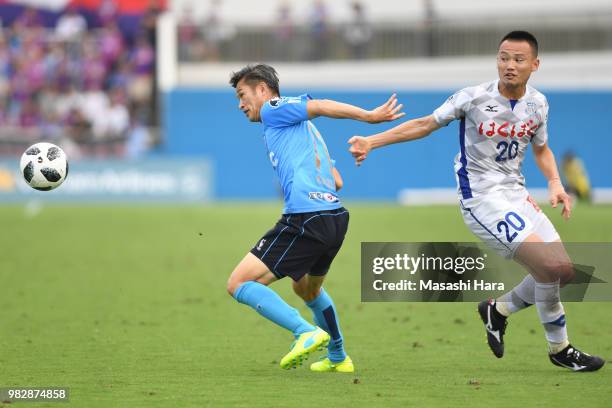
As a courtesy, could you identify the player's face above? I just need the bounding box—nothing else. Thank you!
[497,40,539,89]
[235,79,266,122]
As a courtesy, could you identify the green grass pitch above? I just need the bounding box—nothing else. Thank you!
[0,203,611,407]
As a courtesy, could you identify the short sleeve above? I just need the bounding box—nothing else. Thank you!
[433,89,472,127]
[531,99,549,146]
[260,94,310,127]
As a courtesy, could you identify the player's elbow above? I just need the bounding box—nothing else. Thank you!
[421,115,440,136]
[532,143,551,159]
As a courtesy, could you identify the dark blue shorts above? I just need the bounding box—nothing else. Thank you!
[250,207,349,281]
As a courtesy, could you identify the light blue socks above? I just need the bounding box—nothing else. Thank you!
[306,288,346,363]
[233,281,315,338]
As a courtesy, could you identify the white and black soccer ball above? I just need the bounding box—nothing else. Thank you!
[20,143,69,191]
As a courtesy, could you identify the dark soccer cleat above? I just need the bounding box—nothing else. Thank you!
[478,299,507,358]
[549,344,605,372]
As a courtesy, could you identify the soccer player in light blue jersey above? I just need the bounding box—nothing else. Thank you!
[227,64,404,371]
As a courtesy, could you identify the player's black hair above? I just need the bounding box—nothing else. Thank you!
[229,64,280,96]
[499,31,539,56]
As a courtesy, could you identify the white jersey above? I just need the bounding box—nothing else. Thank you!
[433,80,549,199]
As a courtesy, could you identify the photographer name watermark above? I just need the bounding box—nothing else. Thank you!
[373,278,504,292]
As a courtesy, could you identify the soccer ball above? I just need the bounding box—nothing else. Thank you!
[20,143,69,191]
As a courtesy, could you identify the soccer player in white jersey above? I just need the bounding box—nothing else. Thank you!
[348,31,604,371]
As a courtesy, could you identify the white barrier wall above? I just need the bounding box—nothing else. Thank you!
[170,0,612,26]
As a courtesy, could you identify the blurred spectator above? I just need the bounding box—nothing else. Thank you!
[43,41,66,80]
[0,95,8,125]
[55,85,83,121]
[15,7,42,29]
[421,0,437,57]
[177,4,210,62]
[107,58,133,89]
[81,37,108,89]
[177,4,199,61]
[125,107,152,159]
[55,8,87,42]
[308,0,330,61]
[97,0,118,27]
[24,44,46,91]
[105,87,129,138]
[203,0,222,61]
[64,106,91,144]
[0,34,9,77]
[273,2,295,61]
[38,83,59,120]
[99,22,125,68]
[81,83,110,139]
[562,151,592,202]
[140,0,161,126]
[0,4,159,157]
[128,34,155,110]
[141,0,162,47]
[9,58,33,107]
[343,1,371,59]
[18,97,41,128]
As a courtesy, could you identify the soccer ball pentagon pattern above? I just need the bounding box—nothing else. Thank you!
[20,143,69,191]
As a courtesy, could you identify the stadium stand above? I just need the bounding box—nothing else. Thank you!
[0,1,164,157]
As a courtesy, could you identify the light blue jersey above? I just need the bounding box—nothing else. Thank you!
[260,94,342,214]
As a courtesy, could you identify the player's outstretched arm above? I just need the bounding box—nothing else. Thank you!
[532,143,571,220]
[348,114,441,166]
[307,93,405,124]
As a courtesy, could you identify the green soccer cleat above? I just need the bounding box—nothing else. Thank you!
[310,355,354,373]
[280,327,330,370]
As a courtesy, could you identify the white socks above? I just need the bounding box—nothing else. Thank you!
[535,281,569,353]
[496,275,536,317]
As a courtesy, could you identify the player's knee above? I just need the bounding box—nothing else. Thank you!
[295,286,320,302]
[538,258,573,282]
[226,280,236,297]
[227,276,242,297]
[292,281,305,298]
[292,278,319,301]
[558,262,575,286]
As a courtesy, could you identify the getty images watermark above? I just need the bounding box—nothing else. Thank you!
[361,243,611,302]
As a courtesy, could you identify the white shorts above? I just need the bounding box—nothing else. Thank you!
[459,188,560,259]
